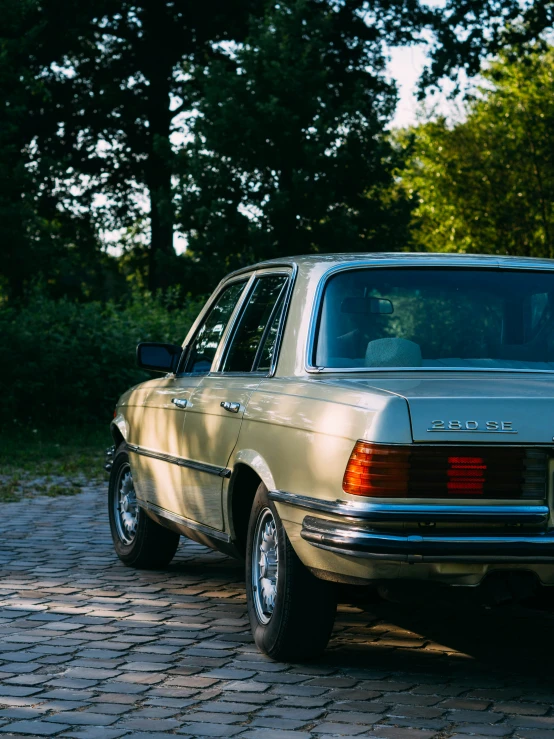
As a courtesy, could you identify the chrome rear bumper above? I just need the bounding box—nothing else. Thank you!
[301,516,554,563]
[269,490,554,564]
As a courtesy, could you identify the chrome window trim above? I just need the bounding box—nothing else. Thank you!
[267,263,297,377]
[251,278,289,373]
[217,259,299,282]
[209,271,258,372]
[305,261,554,375]
[128,444,231,478]
[138,500,231,543]
[212,264,297,377]
[268,490,549,523]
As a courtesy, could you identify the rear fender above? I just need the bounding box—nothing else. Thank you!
[232,449,276,491]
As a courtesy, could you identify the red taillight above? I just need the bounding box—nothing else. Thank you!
[342,442,547,499]
[447,456,486,495]
[342,442,410,497]
[448,457,484,465]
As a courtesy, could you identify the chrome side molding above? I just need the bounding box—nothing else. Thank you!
[128,444,231,478]
[268,490,549,524]
[138,500,231,543]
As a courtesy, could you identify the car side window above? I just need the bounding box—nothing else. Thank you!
[256,292,287,373]
[184,280,247,374]
[222,275,288,373]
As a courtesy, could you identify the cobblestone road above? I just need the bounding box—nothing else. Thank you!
[0,485,553,739]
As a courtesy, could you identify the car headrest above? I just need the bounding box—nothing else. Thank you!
[365,338,422,368]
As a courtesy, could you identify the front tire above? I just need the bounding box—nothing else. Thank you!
[108,444,180,569]
[246,482,336,661]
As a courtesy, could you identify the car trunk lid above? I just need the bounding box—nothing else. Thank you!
[321,372,554,505]
[326,373,554,444]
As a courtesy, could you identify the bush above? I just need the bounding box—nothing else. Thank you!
[0,289,205,426]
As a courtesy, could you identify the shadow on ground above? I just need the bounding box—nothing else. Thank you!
[173,550,554,682]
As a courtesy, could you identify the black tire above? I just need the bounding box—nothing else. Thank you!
[108,443,180,568]
[246,482,336,661]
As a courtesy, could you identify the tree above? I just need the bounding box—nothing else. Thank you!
[0,0,126,301]
[3,0,552,300]
[421,0,554,91]
[0,0,64,301]
[401,48,554,257]
[29,0,264,292]
[177,0,423,284]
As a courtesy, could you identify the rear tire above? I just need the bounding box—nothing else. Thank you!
[108,444,180,569]
[246,482,336,661]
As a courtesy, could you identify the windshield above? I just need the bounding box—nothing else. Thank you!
[314,268,554,371]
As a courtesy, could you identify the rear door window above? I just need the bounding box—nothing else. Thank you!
[221,275,288,373]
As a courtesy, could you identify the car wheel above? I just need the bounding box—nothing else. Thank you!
[246,482,337,661]
[108,443,180,568]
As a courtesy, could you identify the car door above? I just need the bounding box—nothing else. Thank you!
[131,278,250,519]
[180,270,292,530]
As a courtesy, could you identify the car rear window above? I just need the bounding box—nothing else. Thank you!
[314,268,554,371]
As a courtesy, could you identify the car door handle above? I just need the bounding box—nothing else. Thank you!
[171,398,188,409]
[221,401,241,413]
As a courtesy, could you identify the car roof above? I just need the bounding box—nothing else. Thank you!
[228,252,554,278]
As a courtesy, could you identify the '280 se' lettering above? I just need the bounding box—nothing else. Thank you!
[428,420,517,432]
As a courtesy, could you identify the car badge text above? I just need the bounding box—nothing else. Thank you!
[427,420,517,434]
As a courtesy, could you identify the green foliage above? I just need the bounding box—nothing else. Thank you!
[0,0,54,300]
[402,48,554,257]
[1,0,552,303]
[23,0,264,293]
[0,289,204,425]
[0,0,265,298]
[422,0,554,90]
[177,0,415,283]
[0,423,110,501]
[0,0,112,301]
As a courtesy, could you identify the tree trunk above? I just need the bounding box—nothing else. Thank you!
[143,0,175,292]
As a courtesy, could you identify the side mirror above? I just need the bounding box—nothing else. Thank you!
[137,342,183,373]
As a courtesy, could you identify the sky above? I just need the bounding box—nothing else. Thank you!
[388,43,467,128]
[388,44,428,127]
[386,0,461,128]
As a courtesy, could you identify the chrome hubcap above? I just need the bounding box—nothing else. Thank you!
[252,508,279,624]
[114,464,139,545]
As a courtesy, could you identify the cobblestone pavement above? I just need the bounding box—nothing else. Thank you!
[0,485,553,739]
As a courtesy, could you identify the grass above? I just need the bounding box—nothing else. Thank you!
[0,423,111,502]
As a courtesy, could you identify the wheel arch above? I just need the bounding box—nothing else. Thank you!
[227,449,276,558]
[110,413,128,448]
